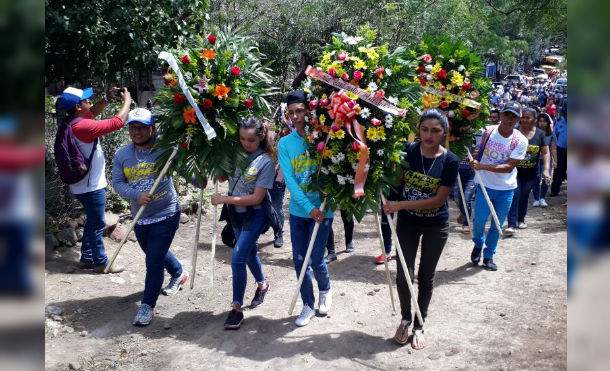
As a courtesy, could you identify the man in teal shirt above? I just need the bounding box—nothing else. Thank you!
[278,90,334,327]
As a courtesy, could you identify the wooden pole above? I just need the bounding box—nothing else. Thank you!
[208,182,219,301]
[374,208,397,313]
[190,187,204,289]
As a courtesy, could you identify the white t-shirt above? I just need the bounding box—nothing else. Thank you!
[476,126,528,190]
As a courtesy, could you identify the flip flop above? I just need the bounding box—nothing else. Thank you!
[411,328,425,350]
[393,320,410,345]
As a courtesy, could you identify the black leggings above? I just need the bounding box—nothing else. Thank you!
[395,219,449,328]
[326,210,354,253]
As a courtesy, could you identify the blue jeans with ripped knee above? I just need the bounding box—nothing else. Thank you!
[289,214,332,309]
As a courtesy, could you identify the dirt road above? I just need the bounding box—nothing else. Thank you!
[45,186,567,371]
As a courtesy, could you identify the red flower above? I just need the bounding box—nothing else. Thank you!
[309,100,318,110]
[244,99,254,109]
[337,51,349,61]
[351,142,360,152]
[347,100,356,109]
[375,90,385,99]
[374,67,385,78]
[201,98,213,110]
[341,73,349,81]
[461,109,471,118]
[449,120,454,129]
[331,125,340,133]
[181,141,188,150]
[180,54,191,64]
[316,142,326,152]
[320,98,329,107]
[207,34,216,45]
[353,70,363,81]
[422,54,432,63]
[436,69,447,80]
[230,66,242,76]
[420,79,427,86]
[174,94,186,104]
[328,68,337,78]
[462,83,472,91]
[441,101,449,108]
[417,65,425,73]
[371,118,382,126]
[440,85,447,91]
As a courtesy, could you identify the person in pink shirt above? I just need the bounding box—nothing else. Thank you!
[57,86,131,273]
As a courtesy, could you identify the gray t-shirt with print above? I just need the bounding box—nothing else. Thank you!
[228,149,274,212]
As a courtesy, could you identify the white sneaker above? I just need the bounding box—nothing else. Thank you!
[518,222,528,229]
[295,305,316,327]
[318,289,332,315]
[532,200,540,207]
[504,227,515,237]
[540,199,548,208]
[162,271,189,296]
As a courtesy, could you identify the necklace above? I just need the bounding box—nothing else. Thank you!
[420,145,441,176]
[134,146,152,164]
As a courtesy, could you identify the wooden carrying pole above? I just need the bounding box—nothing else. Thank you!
[190,187,204,289]
[380,192,424,327]
[208,182,219,301]
[374,209,397,313]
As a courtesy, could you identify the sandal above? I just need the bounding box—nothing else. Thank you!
[411,327,425,350]
[393,320,410,345]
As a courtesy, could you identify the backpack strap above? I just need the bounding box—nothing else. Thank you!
[68,117,98,160]
[509,129,521,152]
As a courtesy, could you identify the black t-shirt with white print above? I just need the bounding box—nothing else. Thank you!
[398,142,460,227]
[517,128,547,178]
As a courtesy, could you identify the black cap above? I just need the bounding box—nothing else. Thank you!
[285,90,308,106]
[501,101,522,117]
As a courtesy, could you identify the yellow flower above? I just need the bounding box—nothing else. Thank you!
[329,61,343,71]
[376,126,386,140]
[358,46,378,60]
[444,95,454,104]
[433,82,442,90]
[451,71,464,86]
[319,115,326,124]
[413,76,420,83]
[321,52,332,65]
[323,149,334,159]
[431,62,442,75]
[330,129,345,140]
[446,84,453,91]
[366,127,377,141]
[345,91,358,100]
[422,92,441,108]
[352,57,367,70]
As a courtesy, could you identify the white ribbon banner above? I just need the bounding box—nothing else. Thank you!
[158,51,217,140]
[305,66,406,117]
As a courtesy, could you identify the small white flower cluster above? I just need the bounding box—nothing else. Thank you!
[367,81,378,92]
[377,149,384,156]
[387,96,399,105]
[330,152,345,164]
[385,68,392,76]
[320,166,330,175]
[344,36,364,45]
[425,64,433,72]
[364,164,370,172]
[385,114,394,129]
[311,130,319,139]
[352,163,358,171]
[337,174,355,185]
[360,107,371,119]
[184,71,193,81]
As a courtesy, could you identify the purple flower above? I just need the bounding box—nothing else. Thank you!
[193,76,210,94]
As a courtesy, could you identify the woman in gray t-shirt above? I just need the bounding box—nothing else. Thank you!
[211,117,275,329]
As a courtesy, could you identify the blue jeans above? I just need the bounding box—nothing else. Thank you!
[507,175,538,227]
[454,168,476,226]
[0,222,33,294]
[269,181,286,238]
[533,158,552,201]
[134,212,182,308]
[472,185,514,259]
[289,214,332,308]
[74,188,109,267]
[231,209,266,306]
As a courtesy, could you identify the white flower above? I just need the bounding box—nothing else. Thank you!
[364,164,370,172]
[352,163,358,171]
[426,74,434,81]
[336,153,345,161]
[385,68,392,76]
[360,107,371,119]
[303,78,312,89]
[344,36,363,45]
[449,58,456,64]
[387,96,399,105]
[337,175,346,185]
[385,121,393,129]
[385,114,393,123]
[447,110,455,118]
[320,167,330,175]
[184,71,193,81]
[425,64,433,72]
[377,149,384,156]
[304,116,310,123]
[310,111,317,119]
[312,131,319,139]
[331,156,340,164]
[458,65,465,71]
[367,81,378,92]
[347,175,355,184]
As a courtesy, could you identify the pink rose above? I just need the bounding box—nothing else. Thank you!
[422,54,432,63]
[337,51,348,61]
[320,98,329,106]
[180,54,191,64]
[309,100,318,110]
[353,70,363,81]
[328,68,337,78]
[351,142,360,151]
[371,118,382,126]
[230,66,242,76]
[341,73,349,81]
[331,125,340,133]
[316,142,326,152]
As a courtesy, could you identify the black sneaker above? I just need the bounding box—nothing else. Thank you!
[483,258,498,271]
[345,242,355,253]
[471,247,482,265]
[273,236,283,248]
[224,309,244,329]
[250,280,270,308]
[324,253,337,264]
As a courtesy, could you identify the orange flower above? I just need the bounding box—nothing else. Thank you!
[200,48,216,60]
[183,107,196,124]
[212,83,231,100]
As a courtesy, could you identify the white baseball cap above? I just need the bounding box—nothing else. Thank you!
[126,108,154,126]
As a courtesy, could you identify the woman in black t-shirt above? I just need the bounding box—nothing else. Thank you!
[383,108,459,349]
[506,107,550,232]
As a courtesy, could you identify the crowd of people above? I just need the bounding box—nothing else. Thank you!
[53,69,567,350]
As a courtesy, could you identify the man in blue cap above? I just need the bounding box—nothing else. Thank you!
[112,108,188,326]
[57,86,131,273]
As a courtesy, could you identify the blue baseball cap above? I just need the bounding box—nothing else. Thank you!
[126,108,154,126]
[58,87,94,110]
